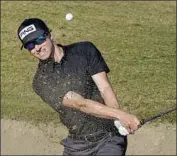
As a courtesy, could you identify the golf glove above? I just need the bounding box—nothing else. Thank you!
[114,120,129,136]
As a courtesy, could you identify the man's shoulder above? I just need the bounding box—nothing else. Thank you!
[62,41,97,58]
[64,41,95,49]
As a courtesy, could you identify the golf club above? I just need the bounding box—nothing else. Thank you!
[139,106,177,127]
[115,106,176,136]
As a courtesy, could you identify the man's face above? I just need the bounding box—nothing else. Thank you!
[25,34,54,60]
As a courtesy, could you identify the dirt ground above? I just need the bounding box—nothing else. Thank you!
[1,119,176,155]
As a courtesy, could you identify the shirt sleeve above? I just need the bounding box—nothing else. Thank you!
[85,42,110,76]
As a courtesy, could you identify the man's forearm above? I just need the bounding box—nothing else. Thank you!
[101,86,120,109]
[80,99,121,119]
[63,91,122,120]
[91,71,120,109]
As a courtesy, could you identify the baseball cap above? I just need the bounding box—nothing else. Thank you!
[17,18,51,50]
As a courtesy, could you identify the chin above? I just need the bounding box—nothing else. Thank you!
[43,56,50,60]
[39,54,50,60]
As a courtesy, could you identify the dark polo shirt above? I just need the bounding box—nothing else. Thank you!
[32,41,116,135]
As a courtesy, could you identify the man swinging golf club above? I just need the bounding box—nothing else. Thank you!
[17,18,141,155]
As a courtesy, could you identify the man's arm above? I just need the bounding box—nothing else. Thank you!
[92,71,120,109]
[62,91,140,133]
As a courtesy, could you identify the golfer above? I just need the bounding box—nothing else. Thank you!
[17,18,140,155]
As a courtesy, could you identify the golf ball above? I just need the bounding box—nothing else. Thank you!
[65,13,73,21]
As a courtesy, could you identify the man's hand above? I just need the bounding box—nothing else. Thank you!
[114,120,129,136]
[117,111,140,134]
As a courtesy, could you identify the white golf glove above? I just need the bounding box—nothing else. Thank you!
[114,120,129,136]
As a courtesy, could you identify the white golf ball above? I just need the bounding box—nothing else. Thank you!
[65,13,73,21]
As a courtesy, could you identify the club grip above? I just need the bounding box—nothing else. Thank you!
[138,119,145,128]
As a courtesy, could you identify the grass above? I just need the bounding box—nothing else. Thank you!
[1,1,176,125]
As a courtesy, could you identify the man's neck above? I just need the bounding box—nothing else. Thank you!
[53,44,64,63]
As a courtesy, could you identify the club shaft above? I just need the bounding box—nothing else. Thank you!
[140,107,177,125]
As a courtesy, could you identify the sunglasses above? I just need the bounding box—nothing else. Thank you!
[24,34,47,51]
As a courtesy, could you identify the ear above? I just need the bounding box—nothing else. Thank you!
[50,34,53,41]
[46,33,53,41]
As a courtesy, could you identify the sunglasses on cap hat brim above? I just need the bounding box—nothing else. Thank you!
[20,34,52,51]
[22,33,48,51]
[20,29,44,49]
[20,30,51,51]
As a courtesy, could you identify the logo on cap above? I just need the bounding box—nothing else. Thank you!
[19,24,36,40]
